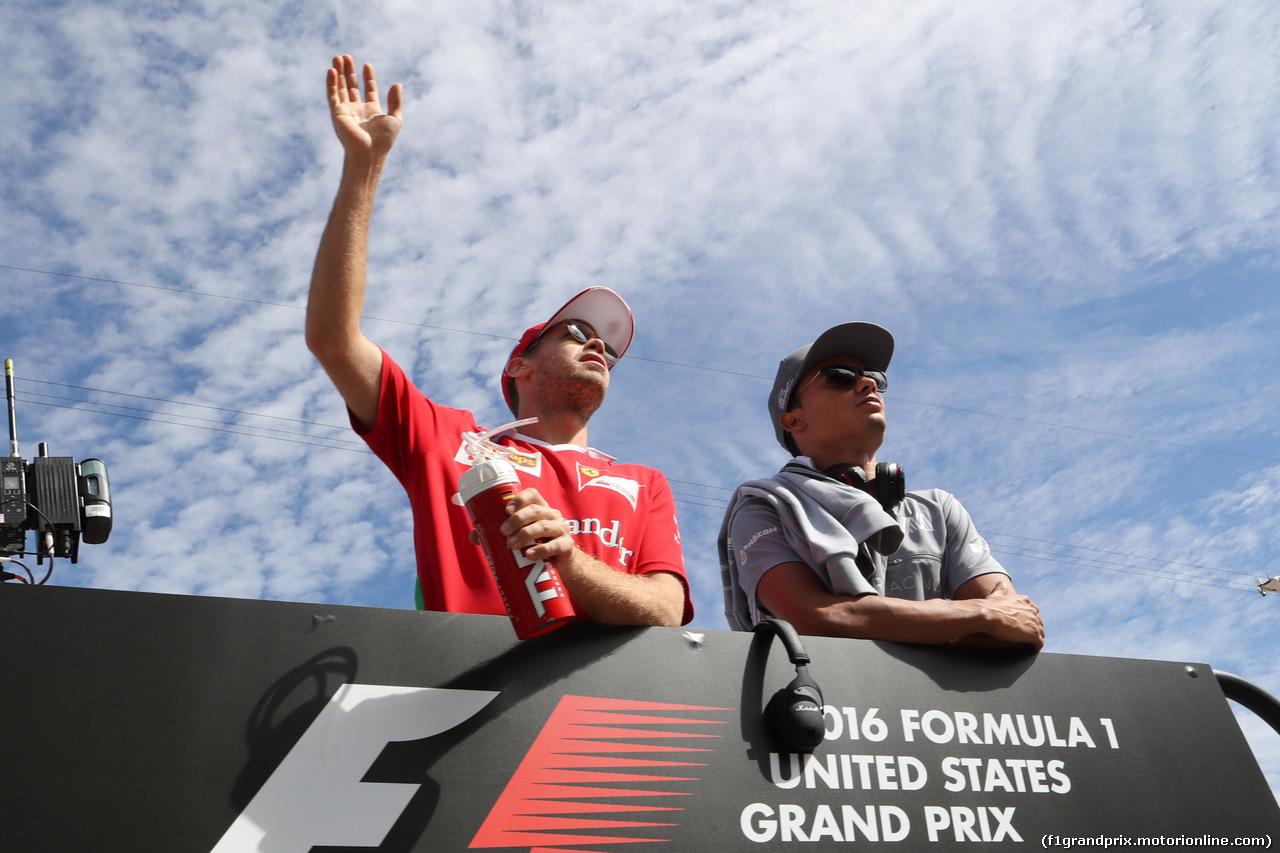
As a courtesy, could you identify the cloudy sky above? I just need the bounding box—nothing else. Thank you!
[5,0,1278,800]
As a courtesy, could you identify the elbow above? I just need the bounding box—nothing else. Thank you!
[305,322,337,362]
[305,324,364,372]
[634,598,684,629]
[641,573,688,628]
[303,302,360,363]
[655,606,685,629]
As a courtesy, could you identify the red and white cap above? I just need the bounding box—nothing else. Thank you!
[502,287,634,413]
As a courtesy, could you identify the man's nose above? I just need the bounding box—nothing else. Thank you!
[855,374,879,393]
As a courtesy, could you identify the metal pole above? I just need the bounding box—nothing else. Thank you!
[1215,669,1280,738]
[6,359,19,458]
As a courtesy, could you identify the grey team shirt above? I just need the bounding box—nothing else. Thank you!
[720,462,1007,630]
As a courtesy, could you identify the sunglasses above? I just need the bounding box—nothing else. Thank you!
[790,364,888,408]
[565,320,619,366]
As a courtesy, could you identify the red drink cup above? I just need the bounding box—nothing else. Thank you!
[459,458,576,639]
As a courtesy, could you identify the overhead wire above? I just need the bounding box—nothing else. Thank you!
[17,395,370,454]
[10,366,1267,594]
[8,364,1268,592]
[20,390,365,448]
[14,396,1265,593]
[28,377,357,432]
[985,532,1257,582]
[986,543,1257,593]
[9,262,1279,459]
[3,264,1274,594]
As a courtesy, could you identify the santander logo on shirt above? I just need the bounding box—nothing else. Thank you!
[565,516,635,566]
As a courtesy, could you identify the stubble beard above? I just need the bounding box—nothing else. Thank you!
[537,365,607,422]
[866,411,888,453]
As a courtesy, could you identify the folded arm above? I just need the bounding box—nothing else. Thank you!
[755,562,1044,650]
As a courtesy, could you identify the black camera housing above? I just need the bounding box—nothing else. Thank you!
[4,359,113,567]
[1,450,112,564]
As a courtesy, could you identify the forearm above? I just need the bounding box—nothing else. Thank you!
[556,550,685,628]
[802,594,998,645]
[306,155,388,427]
[306,155,385,360]
[760,570,1042,650]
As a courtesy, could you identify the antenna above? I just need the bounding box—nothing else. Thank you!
[6,359,19,458]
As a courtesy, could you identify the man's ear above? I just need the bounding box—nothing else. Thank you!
[505,356,532,381]
[780,410,805,437]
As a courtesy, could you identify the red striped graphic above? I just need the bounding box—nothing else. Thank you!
[469,695,731,850]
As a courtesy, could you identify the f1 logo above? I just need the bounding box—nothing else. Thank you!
[211,684,498,852]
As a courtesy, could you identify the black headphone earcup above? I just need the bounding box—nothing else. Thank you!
[824,463,868,490]
[875,462,905,511]
[765,669,825,753]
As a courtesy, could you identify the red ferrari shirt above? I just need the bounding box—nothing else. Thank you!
[356,351,692,623]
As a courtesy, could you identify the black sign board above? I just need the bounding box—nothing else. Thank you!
[2,584,1276,850]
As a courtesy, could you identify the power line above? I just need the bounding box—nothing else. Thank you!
[17,397,371,454]
[26,378,353,432]
[989,545,1257,593]
[7,261,1278,459]
[668,477,735,493]
[16,388,1262,595]
[669,494,731,511]
[0,263,515,340]
[985,531,1258,582]
[3,265,1272,596]
[19,391,366,448]
[15,383,1267,589]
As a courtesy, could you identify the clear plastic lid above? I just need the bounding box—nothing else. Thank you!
[458,457,520,504]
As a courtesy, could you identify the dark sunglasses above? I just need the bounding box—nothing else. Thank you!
[566,320,619,366]
[791,364,888,407]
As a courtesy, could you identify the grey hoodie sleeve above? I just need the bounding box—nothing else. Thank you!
[719,469,903,630]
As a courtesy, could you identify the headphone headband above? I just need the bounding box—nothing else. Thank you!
[754,619,825,753]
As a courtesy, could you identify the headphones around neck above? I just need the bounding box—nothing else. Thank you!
[754,619,826,753]
[821,462,905,513]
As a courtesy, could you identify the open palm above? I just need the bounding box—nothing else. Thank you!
[327,55,402,157]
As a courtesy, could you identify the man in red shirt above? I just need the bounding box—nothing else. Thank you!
[306,56,690,627]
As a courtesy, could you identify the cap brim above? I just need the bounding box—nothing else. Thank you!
[794,322,894,388]
[541,287,634,359]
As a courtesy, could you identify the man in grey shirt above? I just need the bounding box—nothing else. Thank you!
[720,322,1044,650]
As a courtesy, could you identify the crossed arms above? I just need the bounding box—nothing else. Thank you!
[756,563,1045,650]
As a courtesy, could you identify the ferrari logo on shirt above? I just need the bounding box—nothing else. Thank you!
[576,464,641,510]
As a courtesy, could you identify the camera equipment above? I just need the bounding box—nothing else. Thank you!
[2,360,112,574]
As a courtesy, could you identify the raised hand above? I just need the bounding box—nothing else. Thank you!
[326,54,402,158]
